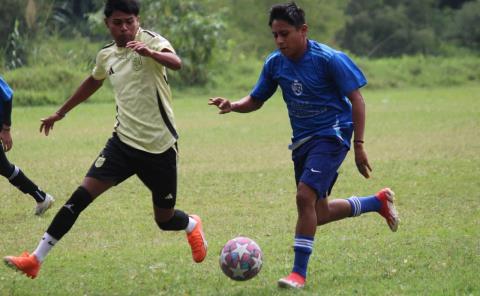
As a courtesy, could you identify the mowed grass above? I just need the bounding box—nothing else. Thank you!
[0,85,479,295]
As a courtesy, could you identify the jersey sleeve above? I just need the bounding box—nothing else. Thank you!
[0,76,13,102]
[328,52,367,96]
[150,36,176,54]
[91,50,108,80]
[250,59,278,102]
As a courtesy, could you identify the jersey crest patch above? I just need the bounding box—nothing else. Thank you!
[292,80,303,96]
[132,53,142,71]
[95,155,106,168]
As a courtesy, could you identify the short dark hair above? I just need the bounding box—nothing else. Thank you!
[268,2,305,28]
[104,0,140,17]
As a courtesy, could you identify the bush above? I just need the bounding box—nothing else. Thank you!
[448,0,480,49]
[4,63,112,106]
[141,0,226,87]
[357,55,480,89]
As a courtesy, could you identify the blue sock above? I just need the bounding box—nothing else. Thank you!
[292,235,313,278]
[347,195,381,217]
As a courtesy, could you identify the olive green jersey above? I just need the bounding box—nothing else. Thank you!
[92,28,178,153]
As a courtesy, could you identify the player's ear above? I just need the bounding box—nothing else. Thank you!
[300,24,308,35]
[104,18,109,28]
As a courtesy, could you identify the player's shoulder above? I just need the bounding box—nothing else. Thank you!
[308,40,338,62]
[139,29,169,43]
[95,41,116,61]
[96,41,116,56]
[264,49,283,66]
[101,41,115,50]
[141,28,159,38]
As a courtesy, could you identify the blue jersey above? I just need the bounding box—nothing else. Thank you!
[250,40,367,148]
[0,76,13,126]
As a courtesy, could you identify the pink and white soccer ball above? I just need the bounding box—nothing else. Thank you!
[219,236,263,281]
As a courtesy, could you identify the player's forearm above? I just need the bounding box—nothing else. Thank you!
[231,95,264,113]
[57,76,103,115]
[348,90,366,143]
[149,50,182,70]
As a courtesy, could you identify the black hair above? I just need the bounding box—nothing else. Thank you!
[268,2,305,28]
[104,0,140,17]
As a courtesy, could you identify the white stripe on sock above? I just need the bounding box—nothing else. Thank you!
[349,196,361,217]
[294,238,314,250]
[355,197,362,216]
[294,239,314,247]
[8,165,20,181]
[35,191,45,202]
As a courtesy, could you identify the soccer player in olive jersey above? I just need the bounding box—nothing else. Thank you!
[0,76,54,215]
[209,2,399,289]
[4,0,206,279]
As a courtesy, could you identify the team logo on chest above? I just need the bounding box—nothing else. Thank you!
[132,53,143,71]
[292,80,303,96]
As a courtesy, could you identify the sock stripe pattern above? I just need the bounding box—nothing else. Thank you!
[8,165,19,181]
[292,235,314,278]
[34,190,46,202]
[294,238,314,250]
[348,196,362,217]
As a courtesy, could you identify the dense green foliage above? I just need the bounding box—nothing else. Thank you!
[224,0,348,56]
[338,0,480,57]
[1,0,224,86]
[3,49,479,106]
[140,0,225,86]
[1,0,479,104]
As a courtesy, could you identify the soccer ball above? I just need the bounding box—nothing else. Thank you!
[219,236,263,281]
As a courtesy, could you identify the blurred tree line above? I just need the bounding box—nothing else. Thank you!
[1,0,479,85]
[339,0,480,57]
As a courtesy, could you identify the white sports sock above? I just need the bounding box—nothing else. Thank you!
[33,232,58,262]
[185,216,197,233]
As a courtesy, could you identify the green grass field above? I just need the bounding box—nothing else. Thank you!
[0,85,479,295]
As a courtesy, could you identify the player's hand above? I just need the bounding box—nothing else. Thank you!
[208,97,232,114]
[40,113,64,136]
[0,129,13,152]
[354,143,372,178]
[126,41,152,57]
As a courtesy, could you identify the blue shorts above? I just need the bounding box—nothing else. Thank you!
[292,137,348,199]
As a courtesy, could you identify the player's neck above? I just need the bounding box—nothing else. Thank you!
[289,39,308,61]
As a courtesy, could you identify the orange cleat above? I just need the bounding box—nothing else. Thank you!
[3,252,41,279]
[278,272,306,289]
[186,215,207,263]
[376,188,399,232]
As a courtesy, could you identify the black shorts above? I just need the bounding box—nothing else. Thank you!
[86,133,177,209]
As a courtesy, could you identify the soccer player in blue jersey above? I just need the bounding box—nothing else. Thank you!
[0,76,54,215]
[209,2,399,289]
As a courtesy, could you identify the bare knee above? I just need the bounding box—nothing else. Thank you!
[296,193,315,212]
[296,183,317,215]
